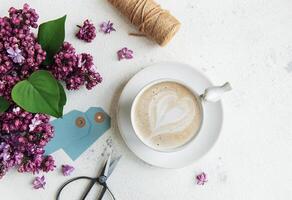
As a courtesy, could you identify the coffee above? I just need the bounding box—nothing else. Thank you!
[132,81,203,151]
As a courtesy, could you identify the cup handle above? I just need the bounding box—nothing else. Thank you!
[200,82,232,102]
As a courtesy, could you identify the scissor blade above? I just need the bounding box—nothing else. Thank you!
[103,153,112,177]
[107,156,121,177]
[97,186,107,200]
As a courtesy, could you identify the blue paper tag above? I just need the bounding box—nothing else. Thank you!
[45,107,111,160]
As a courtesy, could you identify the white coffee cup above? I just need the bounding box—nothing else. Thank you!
[130,78,231,152]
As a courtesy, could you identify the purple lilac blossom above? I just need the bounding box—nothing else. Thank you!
[12,107,20,113]
[29,114,42,132]
[0,106,55,178]
[32,175,46,189]
[0,142,10,162]
[0,4,56,179]
[99,21,116,34]
[117,47,133,61]
[0,75,20,101]
[0,3,46,100]
[6,47,25,64]
[50,42,102,90]
[0,4,101,179]
[76,19,96,42]
[196,172,208,185]
[61,164,74,176]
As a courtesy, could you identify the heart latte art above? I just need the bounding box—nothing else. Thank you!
[132,81,203,151]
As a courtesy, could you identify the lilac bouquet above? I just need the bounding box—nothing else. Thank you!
[0,4,102,178]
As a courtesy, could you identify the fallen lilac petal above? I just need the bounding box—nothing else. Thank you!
[62,164,75,176]
[99,21,116,34]
[33,176,46,189]
[117,47,134,61]
[196,172,208,185]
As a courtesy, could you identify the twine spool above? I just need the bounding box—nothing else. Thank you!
[108,0,181,46]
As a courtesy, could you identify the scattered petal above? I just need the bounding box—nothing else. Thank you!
[117,47,133,61]
[99,21,116,34]
[33,176,46,189]
[62,164,75,176]
[196,172,208,185]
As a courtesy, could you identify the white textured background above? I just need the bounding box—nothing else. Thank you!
[0,0,292,199]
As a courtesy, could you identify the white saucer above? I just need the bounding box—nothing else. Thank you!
[117,62,223,168]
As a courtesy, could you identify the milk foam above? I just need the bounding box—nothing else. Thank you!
[148,90,196,137]
[133,81,203,151]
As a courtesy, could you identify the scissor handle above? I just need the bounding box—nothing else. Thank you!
[81,177,99,200]
[56,176,116,200]
[97,184,107,200]
[56,176,95,200]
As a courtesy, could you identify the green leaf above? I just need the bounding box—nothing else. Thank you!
[12,70,65,118]
[37,15,66,65]
[57,81,66,115]
[0,96,10,113]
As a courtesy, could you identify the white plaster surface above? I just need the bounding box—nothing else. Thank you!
[0,0,292,199]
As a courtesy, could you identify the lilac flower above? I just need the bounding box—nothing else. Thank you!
[41,155,55,172]
[196,172,208,185]
[117,47,134,61]
[50,43,102,90]
[0,152,10,162]
[0,4,46,82]
[0,150,10,162]
[51,42,77,80]
[0,75,20,101]
[0,142,7,151]
[12,107,20,114]
[0,142,10,162]
[62,164,75,176]
[76,19,96,42]
[77,54,85,68]
[6,47,25,64]
[90,65,98,73]
[0,106,54,178]
[9,3,39,29]
[0,4,101,179]
[0,81,5,89]
[99,21,116,34]
[14,152,23,165]
[33,176,46,189]
[29,115,42,132]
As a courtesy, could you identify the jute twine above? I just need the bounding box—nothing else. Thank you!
[108,0,181,46]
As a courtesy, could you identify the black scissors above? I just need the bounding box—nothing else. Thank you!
[56,154,121,200]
